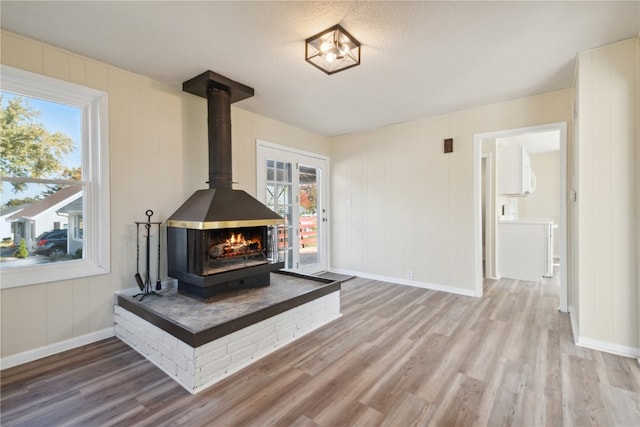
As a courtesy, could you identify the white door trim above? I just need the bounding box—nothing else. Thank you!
[482,153,496,279]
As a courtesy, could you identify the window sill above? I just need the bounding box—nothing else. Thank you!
[0,259,109,289]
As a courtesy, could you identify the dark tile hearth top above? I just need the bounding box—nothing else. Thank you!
[116,271,341,347]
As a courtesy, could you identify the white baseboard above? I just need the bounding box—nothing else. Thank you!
[329,268,477,297]
[568,305,579,343]
[0,327,115,370]
[576,336,640,359]
[567,306,639,359]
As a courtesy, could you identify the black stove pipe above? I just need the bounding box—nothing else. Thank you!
[182,70,254,190]
[207,88,232,189]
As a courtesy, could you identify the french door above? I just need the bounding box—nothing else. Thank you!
[256,140,328,274]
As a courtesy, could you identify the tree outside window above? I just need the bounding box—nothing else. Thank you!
[1,93,83,266]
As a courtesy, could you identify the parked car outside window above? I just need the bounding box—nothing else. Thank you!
[33,229,68,257]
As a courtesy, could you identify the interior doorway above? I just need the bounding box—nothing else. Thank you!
[256,140,329,275]
[474,122,568,312]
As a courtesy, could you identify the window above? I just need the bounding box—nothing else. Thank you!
[0,65,110,288]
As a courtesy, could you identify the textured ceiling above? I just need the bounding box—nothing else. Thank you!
[1,1,639,136]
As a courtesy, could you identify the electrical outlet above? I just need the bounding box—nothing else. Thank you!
[406,271,413,280]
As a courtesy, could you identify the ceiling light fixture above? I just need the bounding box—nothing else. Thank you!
[305,24,360,75]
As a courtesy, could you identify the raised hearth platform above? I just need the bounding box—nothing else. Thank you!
[115,271,341,394]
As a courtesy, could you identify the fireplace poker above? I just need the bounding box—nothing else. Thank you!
[156,221,162,291]
[134,222,144,291]
[145,222,151,292]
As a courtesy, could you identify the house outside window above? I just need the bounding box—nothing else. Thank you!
[0,65,110,288]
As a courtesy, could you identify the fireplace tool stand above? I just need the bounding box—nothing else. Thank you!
[133,209,162,301]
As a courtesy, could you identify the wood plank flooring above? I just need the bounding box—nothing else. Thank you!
[2,277,639,426]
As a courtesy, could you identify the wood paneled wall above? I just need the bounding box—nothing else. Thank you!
[575,38,639,352]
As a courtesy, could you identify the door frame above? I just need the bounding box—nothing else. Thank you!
[256,139,330,274]
[473,122,568,312]
[482,153,496,279]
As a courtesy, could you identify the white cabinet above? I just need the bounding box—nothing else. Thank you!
[498,145,536,196]
[497,219,553,281]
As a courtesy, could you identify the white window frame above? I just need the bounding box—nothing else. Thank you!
[0,65,110,288]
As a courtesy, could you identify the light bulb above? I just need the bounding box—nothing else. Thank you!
[325,52,337,63]
[320,41,332,54]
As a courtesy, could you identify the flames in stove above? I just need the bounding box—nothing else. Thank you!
[197,226,273,278]
[209,231,263,260]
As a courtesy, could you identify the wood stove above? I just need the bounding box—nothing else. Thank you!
[167,71,285,301]
[167,220,284,301]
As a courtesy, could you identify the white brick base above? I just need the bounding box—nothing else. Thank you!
[115,291,341,394]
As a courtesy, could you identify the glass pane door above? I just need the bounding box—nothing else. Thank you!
[298,164,319,268]
[265,160,294,269]
[257,141,328,274]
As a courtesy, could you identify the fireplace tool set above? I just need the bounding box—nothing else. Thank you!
[134,209,162,301]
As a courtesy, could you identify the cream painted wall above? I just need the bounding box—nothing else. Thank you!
[519,151,561,257]
[575,38,639,351]
[636,38,640,361]
[0,31,329,360]
[636,38,640,362]
[330,90,573,293]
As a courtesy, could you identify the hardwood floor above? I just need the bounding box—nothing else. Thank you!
[2,277,639,426]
